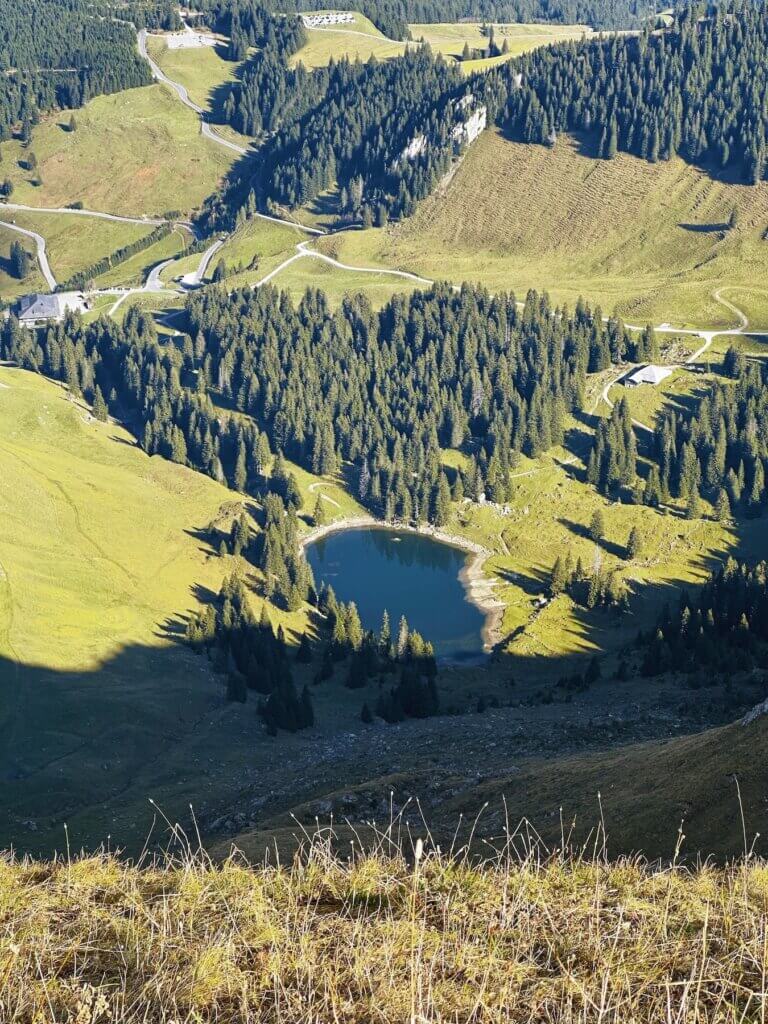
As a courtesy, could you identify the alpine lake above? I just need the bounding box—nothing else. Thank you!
[305,527,487,662]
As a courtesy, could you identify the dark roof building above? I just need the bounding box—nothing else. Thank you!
[16,292,89,325]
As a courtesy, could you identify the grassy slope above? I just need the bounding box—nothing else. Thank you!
[0,212,155,290]
[291,12,407,67]
[290,17,593,70]
[318,130,768,330]
[0,85,234,217]
[0,367,241,850]
[229,713,768,865]
[165,218,417,307]
[158,217,302,289]
[452,442,761,665]
[0,225,46,299]
[144,36,255,151]
[91,226,192,289]
[269,253,423,308]
[411,20,595,63]
[461,713,768,861]
[146,35,238,111]
[3,844,768,1022]
[0,366,391,855]
[203,216,304,283]
[0,369,234,671]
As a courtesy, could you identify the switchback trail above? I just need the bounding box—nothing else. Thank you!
[136,29,325,241]
[189,238,225,285]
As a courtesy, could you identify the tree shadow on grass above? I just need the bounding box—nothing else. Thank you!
[678,221,729,233]
[0,255,19,279]
[494,565,549,597]
[558,517,626,559]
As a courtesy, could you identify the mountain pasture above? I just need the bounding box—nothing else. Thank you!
[318,130,768,330]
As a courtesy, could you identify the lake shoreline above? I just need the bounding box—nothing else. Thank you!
[299,516,505,653]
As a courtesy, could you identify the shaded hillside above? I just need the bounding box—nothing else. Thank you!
[220,710,768,864]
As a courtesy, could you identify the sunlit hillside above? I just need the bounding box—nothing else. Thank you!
[318,130,768,330]
[0,85,233,217]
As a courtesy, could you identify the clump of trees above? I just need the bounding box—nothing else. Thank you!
[587,397,637,499]
[8,239,30,280]
[637,557,768,677]
[502,5,768,184]
[582,357,768,517]
[648,361,768,516]
[207,45,478,230]
[0,0,157,142]
[186,570,315,732]
[550,548,629,612]
[316,589,439,722]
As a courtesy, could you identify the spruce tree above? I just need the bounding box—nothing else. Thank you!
[589,508,606,543]
[312,493,326,526]
[92,385,108,422]
[550,554,567,596]
[626,525,642,560]
[715,487,731,523]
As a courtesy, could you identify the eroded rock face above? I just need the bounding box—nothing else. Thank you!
[741,698,768,727]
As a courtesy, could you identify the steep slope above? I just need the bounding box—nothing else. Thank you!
[221,711,768,864]
[0,367,242,852]
[0,85,234,217]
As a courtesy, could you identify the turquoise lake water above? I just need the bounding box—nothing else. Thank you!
[305,528,486,661]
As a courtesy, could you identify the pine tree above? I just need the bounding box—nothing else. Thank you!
[396,615,409,659]
[9,240,29,280]
[685,490,700,520]
[550,554,567,596]
[379,609,391,656]
[345,602,363,651]
[234,443,247,491]
[715,487,731,523]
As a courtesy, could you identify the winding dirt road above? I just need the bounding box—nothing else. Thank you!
[0,221,57,290]
[7,25,768,362]
[598,290,762,432]
[137,30,248,156]
[0,202,167,228]
[190,238,225,285]
[251,238,436,290]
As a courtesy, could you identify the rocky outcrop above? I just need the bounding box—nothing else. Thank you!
[741,698,768,726]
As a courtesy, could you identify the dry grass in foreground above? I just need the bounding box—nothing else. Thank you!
[2,826,768,1023]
